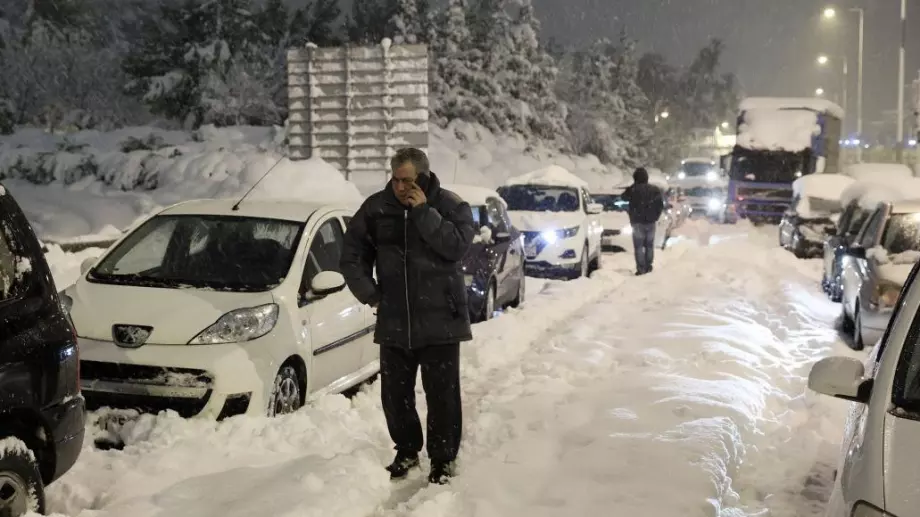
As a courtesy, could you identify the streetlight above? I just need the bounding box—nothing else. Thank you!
[820,5,865,161]
[817,54,830,65]
[660,111,669,119]
[816,87,825,97]
[720,121,729,129]
[823,7,836,19]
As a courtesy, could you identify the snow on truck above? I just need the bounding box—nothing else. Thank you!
[725,97,844,224]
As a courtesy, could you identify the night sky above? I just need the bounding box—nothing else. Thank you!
[534,0,920,139]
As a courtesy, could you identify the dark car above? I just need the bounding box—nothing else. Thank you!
[778,194,840,258]
[445,184,526,322]
[822,199,871,301]
[0,183,85,516]
[840,200,920,350]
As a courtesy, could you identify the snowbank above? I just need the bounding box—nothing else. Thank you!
[2,120,624,240]
[792,174,854,217]
[736,109,821,152]
[840,177,920,210]
[505,164,588,188]
[739,97,845,119]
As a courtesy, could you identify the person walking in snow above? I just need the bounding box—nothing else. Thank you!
[622,167,665,275]
[340,147,475,485]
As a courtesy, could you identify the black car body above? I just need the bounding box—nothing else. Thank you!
[0,183,85,515]
[447,185,526,322]
[822,199,871,301]
[778,194,840,258]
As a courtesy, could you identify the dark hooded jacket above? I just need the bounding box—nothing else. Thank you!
[339,171,475,349]
[622,168,665,225]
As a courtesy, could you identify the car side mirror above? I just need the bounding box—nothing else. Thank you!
[80,256,99,275]
[808,356,872,404]
[846,246,867,259]
[586,203,603,215]
[310,271,347,296]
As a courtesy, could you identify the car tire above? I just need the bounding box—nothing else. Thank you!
[853,306,866,351]
[792,234,806,259]
[578,245,589,278]
[840,302,855,337]
[0,437,45,517]
[267,365,303,417]
[510,274,525,308]
[483,282,496,321]
[830,277,843,303]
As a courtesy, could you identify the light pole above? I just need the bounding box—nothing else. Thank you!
[897,0,907,162]
[822,6,865,161]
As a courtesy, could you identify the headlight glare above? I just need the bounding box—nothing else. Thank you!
[464,274,474,287]
[540,226,579,243]
[189,303,279,345]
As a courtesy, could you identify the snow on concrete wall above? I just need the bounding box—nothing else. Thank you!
[286,40,429,191]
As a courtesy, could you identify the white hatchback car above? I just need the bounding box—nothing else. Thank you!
[62,199,379,420]
[809,258,920,517]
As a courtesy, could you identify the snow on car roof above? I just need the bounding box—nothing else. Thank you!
[792,173,854,200]
[736,109,821,152]
[738,97,845,118]
[841,177,920,210]
[843,162,913,182]
[158,199,348,222]
[505,165,588,188]
[891,199,920,214]
[442,183,504,207]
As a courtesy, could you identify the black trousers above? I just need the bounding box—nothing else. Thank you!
[379,343,462,463]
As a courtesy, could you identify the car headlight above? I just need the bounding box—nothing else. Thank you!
[540,226,579,243]
[188,303,279,345]
[853,502,897,517]
[706,171,717,181]
[464,274,473,287]
[871,281,902,309]
[677,172,686,179]
[707,198,723,210]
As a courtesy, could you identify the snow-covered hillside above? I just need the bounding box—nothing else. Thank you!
[0,121,626,242]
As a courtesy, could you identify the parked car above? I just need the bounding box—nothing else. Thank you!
[822,198,872,301]
[444,184,526,322]
[807,258,920,517]
[779,174,854,258]
[839,200,920,349]
[0,183,85,516]
[666,157,726,188]
[497,168,603,279]
[63,199,378,420]
[592,189,673,252]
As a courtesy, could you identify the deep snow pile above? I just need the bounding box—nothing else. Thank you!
[736,109,821,152]
[38,226,853,517]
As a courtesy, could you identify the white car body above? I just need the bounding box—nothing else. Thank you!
[809,257,920,517]
[593,190,673,251]
[497,182,603,278]
[65,199,378,420]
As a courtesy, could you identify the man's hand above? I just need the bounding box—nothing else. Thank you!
[406,184,427,207]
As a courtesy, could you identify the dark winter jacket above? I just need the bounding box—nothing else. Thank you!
[622,168,665,225]
[340,171,476,349]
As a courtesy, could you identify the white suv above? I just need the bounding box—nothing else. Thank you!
[496,181,603,279]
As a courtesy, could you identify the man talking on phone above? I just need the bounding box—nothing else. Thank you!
[340,147,475,485]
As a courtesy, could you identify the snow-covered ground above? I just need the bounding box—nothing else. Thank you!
[1,121,625,243]
[38,223,856,517]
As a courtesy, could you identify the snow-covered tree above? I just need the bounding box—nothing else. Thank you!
[676,38,738,131]
[429,0,490,127]
[347,0,397,45]
[387,0,430,44]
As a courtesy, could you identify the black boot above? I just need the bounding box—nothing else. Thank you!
[428,460,455,485]
[385,451,420,480]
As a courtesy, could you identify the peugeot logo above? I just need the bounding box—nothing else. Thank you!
[112,324,153,348]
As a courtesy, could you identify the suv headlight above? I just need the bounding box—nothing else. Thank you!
[540,226,579,243]
[189,303,279,345]
[464,274,473,287]
[871,281,902,309]
[853,502,897,517]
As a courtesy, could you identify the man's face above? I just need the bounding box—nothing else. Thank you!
[391,161,418,205]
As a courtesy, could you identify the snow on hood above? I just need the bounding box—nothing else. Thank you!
[66,280,275,345]
[841,177,920,210]
[736,109,820,152]
[507,210,585,232]
[791,174,854,217]
[869,247,920,285]
[505,165,588,189]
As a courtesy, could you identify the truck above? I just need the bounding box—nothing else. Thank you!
[725,97,844,224]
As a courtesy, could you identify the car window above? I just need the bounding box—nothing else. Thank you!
[858,210,884,248]
[889,262,920,409]
[847,208,869,236]
[107,218,178,275]
[304,218,345,289]
[485,198,510,233]
[0,221,25,301]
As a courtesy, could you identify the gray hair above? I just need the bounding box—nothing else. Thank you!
[390,148,430,175]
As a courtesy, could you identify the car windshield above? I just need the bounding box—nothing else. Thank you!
[497,185,580,212]
[88,214,304,291]
[684,187,723,197]
[681,162,714,177]
[592,194,626,211]
[729,148,804,182]
[882,213,920,255]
